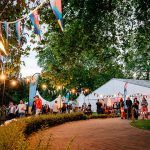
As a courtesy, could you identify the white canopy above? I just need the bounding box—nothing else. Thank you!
[36,91,64,109]
[85,78,150,112]
[36,91,51,106]
[76,93,85,107]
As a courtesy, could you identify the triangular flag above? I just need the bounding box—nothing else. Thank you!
[4,21,9,39]
[0,23,2,37]
[50,0,64,31]
[15,21,21,46]
[29,10,41,41]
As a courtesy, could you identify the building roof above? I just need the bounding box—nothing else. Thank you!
[114,78,150,88]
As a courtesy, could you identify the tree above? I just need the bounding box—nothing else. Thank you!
[36,0,125,91]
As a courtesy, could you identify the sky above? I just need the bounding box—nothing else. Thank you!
[16,0,47,77]
[20,51,42,77]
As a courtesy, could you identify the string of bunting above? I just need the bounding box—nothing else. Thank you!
[0,0,63,46]
[93,92,150,99]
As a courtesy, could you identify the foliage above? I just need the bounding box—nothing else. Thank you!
[0,0,150,103]
[0,112,116,149]
[36,0,126,91]
[36,0,150,91]
[0,79,29,105]
[130,119,150,130]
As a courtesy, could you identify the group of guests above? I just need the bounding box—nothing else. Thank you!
[0,95,149,124]
[31,96,78,115]
[96,99,113,114]
[119,97,148,120]
[0,99,27,122]
[96,97,149,120]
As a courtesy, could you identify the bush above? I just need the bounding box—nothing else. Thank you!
[0,113,115,150]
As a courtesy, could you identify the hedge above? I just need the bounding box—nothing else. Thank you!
[0,113,116,150]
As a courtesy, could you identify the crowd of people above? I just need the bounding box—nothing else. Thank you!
[0,95,81,124]
[96,96,149,120]
[0,95,149,124]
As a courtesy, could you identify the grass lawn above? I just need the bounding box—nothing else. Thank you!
[130,119,150,130]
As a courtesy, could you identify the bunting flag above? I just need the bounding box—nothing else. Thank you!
[0,0,64,51]
[4,21,9,39]
[50,0,64,31]
[15,21,21,46]
[29,10,41,41]
[0,23,2,37]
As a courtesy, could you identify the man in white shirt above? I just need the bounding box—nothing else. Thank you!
[16,100,26,117]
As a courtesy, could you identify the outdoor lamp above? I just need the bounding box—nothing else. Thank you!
[11,80,17,86]
[72,89,76,94]
[42,84,47,90]
[57,86,61,90]
[26,78,30,83]
[0,73,6,80]
[85,89,89,93]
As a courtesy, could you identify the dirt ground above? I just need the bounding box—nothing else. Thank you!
[29,118,150,150]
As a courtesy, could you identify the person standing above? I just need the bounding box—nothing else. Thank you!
[120,98,125,119]
[126,97,132,119]
[141,97,148,119]
[8,102,16,120]
[132,98,139,120]
[62,103,67,113]
[96,99,102,114]
[31,100,36,115]
[35,95,42,115]
[53,101,59,114]
[16,100,26,117]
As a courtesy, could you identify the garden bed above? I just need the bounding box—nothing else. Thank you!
[0,113,116,150]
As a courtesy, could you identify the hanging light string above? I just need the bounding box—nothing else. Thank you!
[0,0,46,24]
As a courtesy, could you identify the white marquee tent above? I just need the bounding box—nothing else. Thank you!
[36,91,51,106]
[36,91,63,108]
[84,78,150,112]
[76,93,86,107]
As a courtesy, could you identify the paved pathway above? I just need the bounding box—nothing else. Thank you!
[29,118,150,150]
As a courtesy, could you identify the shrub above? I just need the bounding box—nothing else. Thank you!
[0,112,116,149]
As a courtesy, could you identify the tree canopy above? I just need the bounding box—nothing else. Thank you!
[0,0,149,102]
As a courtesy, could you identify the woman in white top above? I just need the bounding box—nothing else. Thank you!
[8,102,16,120]
[53,101,59,114]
